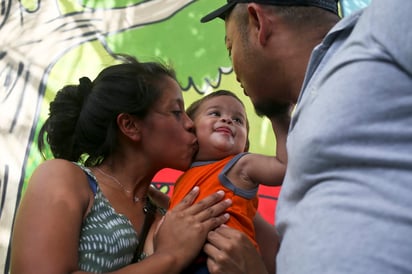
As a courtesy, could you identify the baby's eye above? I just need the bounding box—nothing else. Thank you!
[208,111,220,117]
[233,117,244,124]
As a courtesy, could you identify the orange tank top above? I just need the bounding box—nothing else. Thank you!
[169,153,259,249]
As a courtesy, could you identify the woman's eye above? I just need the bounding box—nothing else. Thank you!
[172,110,183,117]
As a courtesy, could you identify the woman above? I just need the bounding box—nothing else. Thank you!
[10,55,231,273]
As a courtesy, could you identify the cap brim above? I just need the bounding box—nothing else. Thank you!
[200,2,237,23]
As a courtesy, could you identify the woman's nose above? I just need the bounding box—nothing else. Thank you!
[184,113,195,132]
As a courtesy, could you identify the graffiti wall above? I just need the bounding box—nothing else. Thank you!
[0,0,370,272]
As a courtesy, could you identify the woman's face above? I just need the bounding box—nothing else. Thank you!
[140,76,197,171]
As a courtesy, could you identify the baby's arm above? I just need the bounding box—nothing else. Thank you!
[228,110,291,188]
[247,107,291,186]
[225,147,286,188]
[236,153,286,187]
[270,109,291,166]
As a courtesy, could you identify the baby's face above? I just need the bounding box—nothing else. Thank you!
[193,95,248,161]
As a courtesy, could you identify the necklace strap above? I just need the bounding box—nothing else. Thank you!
[96,167,132,192]
[96,167,143,203]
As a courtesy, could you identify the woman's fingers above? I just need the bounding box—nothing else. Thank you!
[173,188,231,219]
[205,225,268,274]
[204,226,240,274]
[172,186,201,209]
[195,197,231,223]
[152,188,231,270]
[169,189,232,231]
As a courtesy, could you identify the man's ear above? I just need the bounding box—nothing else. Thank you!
[247,3,273,46]
[117,113,141,141]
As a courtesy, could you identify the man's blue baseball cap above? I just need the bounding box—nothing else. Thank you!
[200,0,339,23]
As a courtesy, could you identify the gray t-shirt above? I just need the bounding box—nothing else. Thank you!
[276,0,412,273]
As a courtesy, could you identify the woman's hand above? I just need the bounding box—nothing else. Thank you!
[204,225,268,274]
[153,187,232,270]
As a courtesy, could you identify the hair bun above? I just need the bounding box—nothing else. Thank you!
[78,77,93,97]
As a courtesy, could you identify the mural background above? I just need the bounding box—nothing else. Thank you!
[0,0,370,272]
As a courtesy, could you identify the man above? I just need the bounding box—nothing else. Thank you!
[202,0,412,273]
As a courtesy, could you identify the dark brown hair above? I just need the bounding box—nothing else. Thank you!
[38,55,176,166]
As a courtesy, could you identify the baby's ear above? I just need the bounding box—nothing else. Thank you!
[116,113,141,141]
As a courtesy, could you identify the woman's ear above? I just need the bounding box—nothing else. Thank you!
[117,113,141,141]
[247,3,273,46]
